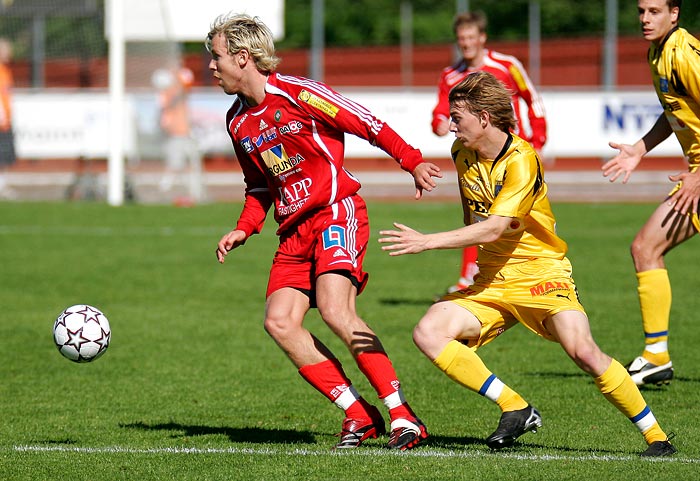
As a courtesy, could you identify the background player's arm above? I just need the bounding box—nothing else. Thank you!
[378,215,512,256]
[431,71,452,136]
[508,62,547,149]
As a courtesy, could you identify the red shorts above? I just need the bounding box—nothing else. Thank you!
[267,195,370,301]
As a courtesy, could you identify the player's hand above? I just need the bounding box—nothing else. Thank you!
[668,169,700,216]
[602,141,643,184]
[216,229,247,263]
[378,222,428,256]
[412,162,442,200]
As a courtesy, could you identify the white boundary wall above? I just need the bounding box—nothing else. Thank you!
[11,88,683,161]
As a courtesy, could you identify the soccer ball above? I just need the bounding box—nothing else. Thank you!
[53,304,111,363]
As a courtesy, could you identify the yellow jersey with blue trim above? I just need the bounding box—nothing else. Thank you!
[648,27,700,166]
[451,133,567,268]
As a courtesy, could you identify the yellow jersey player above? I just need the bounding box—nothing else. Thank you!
[379,71,676,457]
[603,0,700,386]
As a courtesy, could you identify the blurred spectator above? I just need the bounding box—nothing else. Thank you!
[152,66,203,202]
[0,38,16,199]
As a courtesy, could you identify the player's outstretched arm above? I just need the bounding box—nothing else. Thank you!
[412,162,442,200]
[379,216,511,256]
[216,229,247,264]
[603,114,673,184]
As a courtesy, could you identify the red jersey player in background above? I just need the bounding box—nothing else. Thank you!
[207,13,441,450]
[431,11,548,293]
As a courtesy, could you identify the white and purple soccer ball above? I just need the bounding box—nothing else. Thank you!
[53,304,111,363]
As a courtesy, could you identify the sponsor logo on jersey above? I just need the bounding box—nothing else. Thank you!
[332,248,347,258]
[261,144,306,176]
[259,119,268,130]
[277,197,309,216]
[279,120,303,135]
[274,110,282,122]
[240,136,254,153]
[298,89,339,118]
[278,177,313,206]
[465,197,489,216]
[665,100,682,112]
[253,128,278,148]
[659,77,669,93]
[529,281,571,297]
[233,114,248,135]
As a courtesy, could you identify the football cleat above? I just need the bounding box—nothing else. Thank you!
[387,417,429,450]
[626,356,673,386]
[334,405,386,449]
[641,433,677,457]
[486,405,542,449]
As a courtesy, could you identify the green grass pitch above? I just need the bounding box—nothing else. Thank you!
[0,200,698,480]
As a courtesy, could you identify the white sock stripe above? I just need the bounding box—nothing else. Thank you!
[635,411,657,434]
[645,341,668,354]
[334,385,360,410]
[382,389,406,410]
[483,377,505,403]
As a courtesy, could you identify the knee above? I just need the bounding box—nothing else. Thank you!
[412,323,427,353]
[630,237,646,262]
[317,303,344,326]
[263,313,293,341]
[413,318,443,360]
[568,341,609,375]
[630,234,661,266]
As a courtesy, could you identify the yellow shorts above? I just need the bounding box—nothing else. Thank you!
[441,257,586,349]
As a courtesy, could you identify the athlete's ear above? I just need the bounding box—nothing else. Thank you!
[670,6,679,24]
[479,110,489,128]
[237,49,249,67]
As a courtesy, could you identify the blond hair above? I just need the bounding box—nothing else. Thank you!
[206,13,280,74]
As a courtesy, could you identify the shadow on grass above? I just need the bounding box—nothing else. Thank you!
[426,434,624,456]
[120,421,315,444]
[524,371,589,380]
[422,434,484,450]
[31,438,80,445]
[379,297,435,306]
[657,375,700,385]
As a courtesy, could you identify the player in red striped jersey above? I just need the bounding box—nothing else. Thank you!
[431,12,547,293]
[207,13,440,450]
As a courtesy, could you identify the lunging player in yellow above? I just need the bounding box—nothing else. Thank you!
[379,71,676,456]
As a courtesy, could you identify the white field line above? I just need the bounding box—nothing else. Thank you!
[10,444,700,464]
